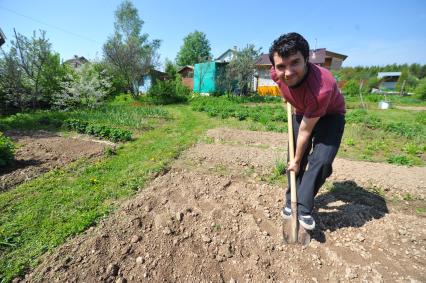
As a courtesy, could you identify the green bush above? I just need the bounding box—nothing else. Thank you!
[64,119,132,142]
[147,77,190,105]
[342,80,360,96]
[0,132,15,167]
[415,80,426,100]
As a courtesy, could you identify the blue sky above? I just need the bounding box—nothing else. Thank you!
[1,0,425,67]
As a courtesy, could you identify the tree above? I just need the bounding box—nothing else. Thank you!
[0,48,28,112]
[176,31,212,66]
[219,44,261,96]
[103,0,160,97]
[54,63,112,109]
[12,29,52,109]
[0,29,65,112]
[164,59,177,80]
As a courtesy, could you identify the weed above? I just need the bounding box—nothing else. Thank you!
[345,138,355,146]
[402,192,415,201]
[387,154,413,166]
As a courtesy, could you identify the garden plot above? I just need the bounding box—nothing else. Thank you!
[0,130,111,191]
[22,127,425,282]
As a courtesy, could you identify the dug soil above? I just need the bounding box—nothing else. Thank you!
[1,130,112,191]
[20,128,426,282]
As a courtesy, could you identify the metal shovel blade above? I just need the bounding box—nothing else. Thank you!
[282,218,311,246]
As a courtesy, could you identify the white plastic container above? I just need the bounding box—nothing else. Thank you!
[378,101,390,109]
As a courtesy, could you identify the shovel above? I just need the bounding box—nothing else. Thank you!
[283,102,311,245]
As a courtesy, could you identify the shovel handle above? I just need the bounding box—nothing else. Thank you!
[286,102,298,243]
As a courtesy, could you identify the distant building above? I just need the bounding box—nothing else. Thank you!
[254,49,348,96]
[215,47,238,63]
[64,55,89,69]
[177,65,194,89]
[309,48,347,70]
[193,62,227,94]
[140,69,169,93]
[377,72,401,90]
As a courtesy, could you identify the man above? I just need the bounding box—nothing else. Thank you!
[269,32,345,230]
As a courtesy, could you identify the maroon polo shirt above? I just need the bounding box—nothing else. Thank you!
[270,63,345,118]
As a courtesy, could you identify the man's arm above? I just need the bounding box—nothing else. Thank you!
[288,116,320,174]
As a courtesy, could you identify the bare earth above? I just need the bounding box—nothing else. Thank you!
[0,130,112,191]
[17,128,426,282]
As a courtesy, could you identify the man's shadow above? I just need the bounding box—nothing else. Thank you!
[311,180,388,243]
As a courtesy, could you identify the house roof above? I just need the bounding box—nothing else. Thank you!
[378,72,402,79]
[177,65,194,73]
[255,54,271,65]
[215,48,237,62]
[64,55,89,65]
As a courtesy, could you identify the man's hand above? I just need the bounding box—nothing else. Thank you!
[287,160,300,175]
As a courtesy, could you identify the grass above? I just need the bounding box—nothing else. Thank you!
[0,104,218,282]
[190,95,288,133]
[0,104,170,134]
[191,95,425,166]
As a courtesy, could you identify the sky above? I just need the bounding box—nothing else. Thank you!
[1,0,426,68]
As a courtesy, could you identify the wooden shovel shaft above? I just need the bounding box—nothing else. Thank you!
[286,102,298,243]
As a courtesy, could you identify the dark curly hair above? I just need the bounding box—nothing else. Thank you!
[269,32,310,66]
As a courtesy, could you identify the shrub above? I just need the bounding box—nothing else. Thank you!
[64,119,132,142]
[342,80,360,96]
[54,64,113,110]
[415,80,426,100]
[147,77,190,104]
[0,132,15,167]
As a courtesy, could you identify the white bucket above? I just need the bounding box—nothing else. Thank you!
[378,101,390,109]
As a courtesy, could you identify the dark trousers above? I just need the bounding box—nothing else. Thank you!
[286,114,345,215]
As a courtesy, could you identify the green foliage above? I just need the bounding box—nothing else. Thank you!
[0,132,15,167]
[0,29,69,112]
[164,59,178,80]
[64,118,132,142]
[147,77,190,104]
[397,69,419,93]
[384,122,421,138]
[103,0,160,96]
[402,193,415,201]
[414,78,426,100]
[342,79,360,96]
[217,44,261,96]
[190,95,287,133]
[403,143,422,155]
[54,63,113,110]
[176,30,212,66]
[386,154,413,166]
[345,109,382,128]
[415,111,426,124]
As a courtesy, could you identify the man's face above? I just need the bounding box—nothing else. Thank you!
[273,51,307,87]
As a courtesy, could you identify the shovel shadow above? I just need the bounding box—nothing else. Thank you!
[311,180,389,243]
